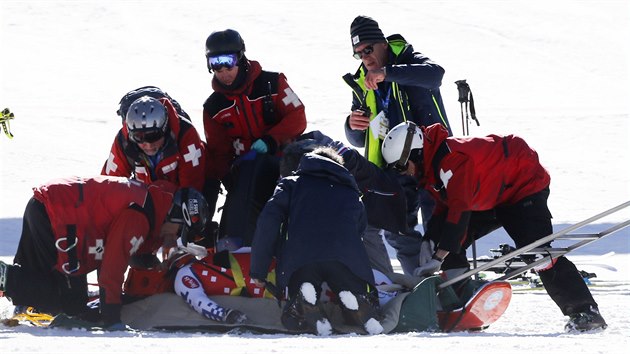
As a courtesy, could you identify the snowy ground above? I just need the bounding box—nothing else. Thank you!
[1,0,629,353]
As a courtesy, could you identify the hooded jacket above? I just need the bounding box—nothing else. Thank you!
[250,153,374,290]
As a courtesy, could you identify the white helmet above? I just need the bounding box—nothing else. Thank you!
[381,121,424,167]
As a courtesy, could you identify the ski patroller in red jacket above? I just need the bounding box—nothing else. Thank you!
[32,176,177,308]
[102,97,206,192]
[419,123,551,253]
[203,60,307,180]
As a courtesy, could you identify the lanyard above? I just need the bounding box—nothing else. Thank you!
[143,151,163,180]
[374,85,392,115]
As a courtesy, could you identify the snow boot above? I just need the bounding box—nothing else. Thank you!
[281,282,332,335]
[338,291,383,335]
[565,306,607,332]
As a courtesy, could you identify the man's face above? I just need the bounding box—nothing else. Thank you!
[137,136,165,156]
[355,42,388,71]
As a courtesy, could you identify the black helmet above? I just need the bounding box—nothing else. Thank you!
[205,29,245,59]
[166,188,210,246]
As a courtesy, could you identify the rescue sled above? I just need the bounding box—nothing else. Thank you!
[391,276,511,333]
[46,275,511,334]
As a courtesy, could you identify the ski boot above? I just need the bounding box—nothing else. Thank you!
[338,291,383,335]
[565,306,607,332]
[1,108,15,139]
[224,309,248,324]
[281,282,332,335]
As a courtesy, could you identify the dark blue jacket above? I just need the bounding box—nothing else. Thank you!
[250,153,373,290]
[345,34,452,150]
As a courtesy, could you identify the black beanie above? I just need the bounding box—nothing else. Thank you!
[350,16,386,49]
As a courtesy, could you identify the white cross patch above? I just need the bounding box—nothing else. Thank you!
[440,169,453,189]
[129,236,144,255]
[233,138,245,156]
[161,161,178,174]
[105,152,118,174]
[282,88,302,108]
[88,239,104,260]
[135,166,148,178]
[183,144,201,167]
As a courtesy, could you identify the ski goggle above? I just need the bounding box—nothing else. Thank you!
[353,44,375,60]
[129,129,165,144]
[208,53,239,71]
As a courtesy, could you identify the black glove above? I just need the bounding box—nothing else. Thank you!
[298,131,333,147]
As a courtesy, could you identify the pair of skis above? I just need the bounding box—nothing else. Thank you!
[449,201,630,289]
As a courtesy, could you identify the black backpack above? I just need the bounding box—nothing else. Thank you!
[116,85,191,122]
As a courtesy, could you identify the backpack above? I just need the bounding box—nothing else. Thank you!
[116,85,191,122]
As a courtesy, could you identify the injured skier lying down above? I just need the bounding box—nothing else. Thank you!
[113,243,511,334]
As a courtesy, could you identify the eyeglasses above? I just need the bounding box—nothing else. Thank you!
[129,129,165,144]
[353,44,375,60]
[208,53,239,71]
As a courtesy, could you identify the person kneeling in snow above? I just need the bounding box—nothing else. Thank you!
[250,145,383,335]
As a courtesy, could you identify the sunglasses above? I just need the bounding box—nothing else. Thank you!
[353,44,375,60]
[129,129,165,144]
[208,53,239,71]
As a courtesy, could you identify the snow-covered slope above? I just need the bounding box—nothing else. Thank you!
[1,1,628,353]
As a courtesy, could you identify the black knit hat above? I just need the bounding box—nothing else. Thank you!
[350,15,386,49]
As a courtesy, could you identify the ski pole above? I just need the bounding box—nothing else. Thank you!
[455,80,470,136]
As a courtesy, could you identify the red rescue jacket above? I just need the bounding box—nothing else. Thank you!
[203,60,307,180]
[419,124,551,251]
[32,176,177,306]
[102,98,206,192]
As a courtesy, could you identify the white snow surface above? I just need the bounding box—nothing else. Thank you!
[1,0,629,353]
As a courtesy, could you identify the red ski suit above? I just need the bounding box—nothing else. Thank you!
[203,60,307,180]
[32,176,177,307]
[102,98,206,192]
[419,123,551,252]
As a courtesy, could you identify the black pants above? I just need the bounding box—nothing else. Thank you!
[6,197,88,315]
[217,153,280,248]
[287,261,375,303]
[440,189,597,315]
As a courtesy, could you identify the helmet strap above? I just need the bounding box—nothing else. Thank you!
[395,122,418,171]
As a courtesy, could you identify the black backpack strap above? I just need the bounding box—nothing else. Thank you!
[128,193,156,236]
[63,224,79,274]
